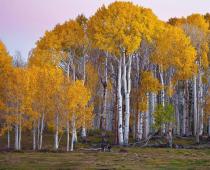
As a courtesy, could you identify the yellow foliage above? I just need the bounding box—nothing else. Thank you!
[88,1,160,56]
[138,71,161,112]
[67,80,93,128]
[151,24,197,80]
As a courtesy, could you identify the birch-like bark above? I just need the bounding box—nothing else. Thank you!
[18,115,22,150]
[66,120,70,151]
[175,93,180,136]
[193,75,199,143]
[70,115,76,151]
[159,68,165,134]
[66,61,70,151]
[81,55,87,138]
[149,92,156,133]
[182,81,190,136]
[182,83,187,136]
[37,118,40,150]
[72,64,77,143]
[15,124,19,150]
[117,58,124,145]
[101,56,108,130]
[124,55,131,145]
[198,71,203,135]
[139,112,144,140]
[144,93,149,139]
[39,113,45,150]
[208,116,210,136]
[136,111,141,141]
[33,121,36,150]
[54,113,59,150]
[7,129,10,149]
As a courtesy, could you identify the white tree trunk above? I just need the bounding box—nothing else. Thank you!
[81,56,87,138]
[175,93,180,136]
[101,56,108,130]
[149,92,156,133]
[81,126,86,138]
[124,55,132,145]
[159,69,165,134]
[139,112,144,140]
[7,128,10,149]
[37,118,40,149]
[18,116,22,150]
[208,116,210,137]
[33,121,36,150]
[198,71,203,135]
[71,115,76,151]
[182,90,186,136]
[117,58,124,145]
[136,112,140,141]
[66,120,70,152]
[54,113,59,150]
[144,93,150,139]
[39,113,44,150]
[15,124,19,150]
[193,76,199,143]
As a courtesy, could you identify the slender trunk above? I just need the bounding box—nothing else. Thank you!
[39,113,44,150]
[15,124,19,150]
[71,115,76,151]
[66,61,71,151]
[117,58,123,145]
[73,129,77,143]
[81,126,86,139]
[159,68,165,134]
[193,76,199,143]
[114,86,118,144]
[136,111,140,141]
[168,129,173,148]
[183,81,190,136]
[7,128,10,149]
[198,71,203,135]
[18,115,21,150]
[175,93,180,136]
[208,116,210,137]
[182,83,187,136]
[149,92,156,133]
[54,113,59,150]
[139,112,144,140]
[66,120,70,151]
[124,55,132,145]
[144,93,150,139]
[101,56,108,130]
[37,118,40,149]
[33,121,36,151]
[81,55,87,137]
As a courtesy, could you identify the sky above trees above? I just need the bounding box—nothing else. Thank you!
[0,0,210,61]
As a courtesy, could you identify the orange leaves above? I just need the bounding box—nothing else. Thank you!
[187,14,209,33]
[152,24,197,80]
[140,71,161,94]
[67,80,93,128]
[67,80,91,112]
[88,1,160,56]
[138,71,161,112]
[29,18,86,67]
[0,41,13,97]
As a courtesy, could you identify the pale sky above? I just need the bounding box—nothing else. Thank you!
[0,0,210,61]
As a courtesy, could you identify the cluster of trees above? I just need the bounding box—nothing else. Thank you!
[0,42,92,151]
[0,1,210,150]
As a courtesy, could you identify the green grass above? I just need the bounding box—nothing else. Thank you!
[1,131,210,169]
[1,148,210,169]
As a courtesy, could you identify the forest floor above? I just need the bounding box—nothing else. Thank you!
[1,148,210,169]
[1,131,210,169]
